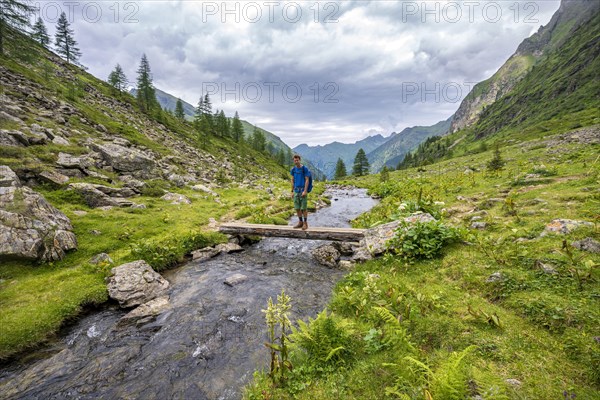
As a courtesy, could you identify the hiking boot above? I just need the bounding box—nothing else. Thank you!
[293,221,303,229]
[302,222,308,230]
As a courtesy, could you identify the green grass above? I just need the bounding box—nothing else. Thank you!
[244,130,600,399]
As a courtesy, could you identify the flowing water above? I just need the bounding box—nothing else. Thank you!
[0,188,377,400]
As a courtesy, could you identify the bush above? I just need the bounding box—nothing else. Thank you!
[386,221,463,261]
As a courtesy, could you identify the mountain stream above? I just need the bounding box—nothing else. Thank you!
[0,188,377,400]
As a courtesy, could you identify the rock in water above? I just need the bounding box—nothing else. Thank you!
[106,260,170,308]
[312,244,341,268]
[0,165,77,261]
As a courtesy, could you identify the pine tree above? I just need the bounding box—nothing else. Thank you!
[334,158,347,180]
[136,54,157,113]
[202,93,214,133]
[352,148,370,176]
[215,109,230,137]
[276,148,286,166]
[175,98,185,121]
[194,96,204,130]
[32,17,49,47]
[231,111,244,143]
[107,64,128,94]
[0,0,36,55]
[54,12,81,64]
[251,126,266,152]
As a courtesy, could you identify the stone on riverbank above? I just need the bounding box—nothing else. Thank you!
[107,260,169,308]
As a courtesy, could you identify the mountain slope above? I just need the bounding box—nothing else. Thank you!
[449,0,599,133]
[367,118,451,172]
[294,135,390,179]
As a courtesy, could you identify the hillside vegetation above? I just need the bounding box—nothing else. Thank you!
[0,37,321,359]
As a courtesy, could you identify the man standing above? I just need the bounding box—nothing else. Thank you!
[290,154,310,230]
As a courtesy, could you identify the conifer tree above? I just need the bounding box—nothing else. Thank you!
[32,17,49,47]
[251,126,266,152]
[175,98,185,121]
[0,0,36,55]
[276,148,286,166]
[54,12,81,64]
[352,148,370,176]
[334,158,347,180]
[486,144,505,172]
[231,111,244,143]
[215,109,230,137]
[202,93,214,133]
[136,54,157,113]
[107,63,128,94]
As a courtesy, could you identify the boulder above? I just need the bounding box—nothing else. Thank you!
[216,242,243,254]
[56,152,91,169]
[0,130,29,147]
[91,142,156,176]
[161,192,191,205]
[191,184,218,197]
[224,273,248,287]
[118,296,170,327]
[68,183,120,208]
[356,213,436,257]
[312,244,340,268]
[52,136,70,146]
[191,247,220,261]
[0,165,77,261]
[106,260,170,308]
[89,252,113,265]
[38,170,70,186]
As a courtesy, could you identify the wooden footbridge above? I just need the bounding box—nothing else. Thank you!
[218,223,366,242]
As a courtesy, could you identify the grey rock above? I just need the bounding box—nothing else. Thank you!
[38,170,69,186]
[486,272,504,283]
[312,244,341,268]
[216,243,243,254]
[0,129,29,147]
[106,260,169,308]
[68,183,120,208]
[224,273,248,287]
[543,219,594,235]
[338,260,355,270]
[505,378,522,387]
[89,253,113,265]
[161,192,191,205]
[191,184,218,196]
[0,166,77,261]
[52,136,70,146]
[57,152,91,169]
[118,296,170,327]
[572,237,600,254]
[470,222,487,230]
[332,241,356,256]
[192,247,220,261]
[91,142,156,176]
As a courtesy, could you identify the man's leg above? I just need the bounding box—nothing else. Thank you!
[294,208,303,228]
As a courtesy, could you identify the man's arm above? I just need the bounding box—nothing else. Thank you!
[302,176,309,195]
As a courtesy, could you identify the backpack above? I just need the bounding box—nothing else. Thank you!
[292,165,313,193]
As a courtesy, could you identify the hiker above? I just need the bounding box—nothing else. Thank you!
[290,154,311,230]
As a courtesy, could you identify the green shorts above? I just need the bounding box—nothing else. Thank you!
[293,192,308,210]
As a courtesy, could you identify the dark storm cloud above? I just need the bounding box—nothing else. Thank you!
[51,0,561,146]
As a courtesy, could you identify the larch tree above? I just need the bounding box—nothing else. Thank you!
[175,98,185,121]
[54,12,81,64]
[31,16,49,47]
[135,54,157,113]
[231,111,244,143]
[0,0,36,55]
[107,63,128,94]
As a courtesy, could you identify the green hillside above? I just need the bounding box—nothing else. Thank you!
[0,32,315,359]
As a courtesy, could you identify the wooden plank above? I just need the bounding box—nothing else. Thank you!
[219,223,365,242]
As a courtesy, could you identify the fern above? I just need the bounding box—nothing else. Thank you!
[372,306,415,353]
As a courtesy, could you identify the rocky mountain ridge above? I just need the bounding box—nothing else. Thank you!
[449,0,599,133]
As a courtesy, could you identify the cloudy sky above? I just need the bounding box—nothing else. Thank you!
[37,1,561,147]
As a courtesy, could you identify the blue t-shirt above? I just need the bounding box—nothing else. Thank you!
[291,166,308,192]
